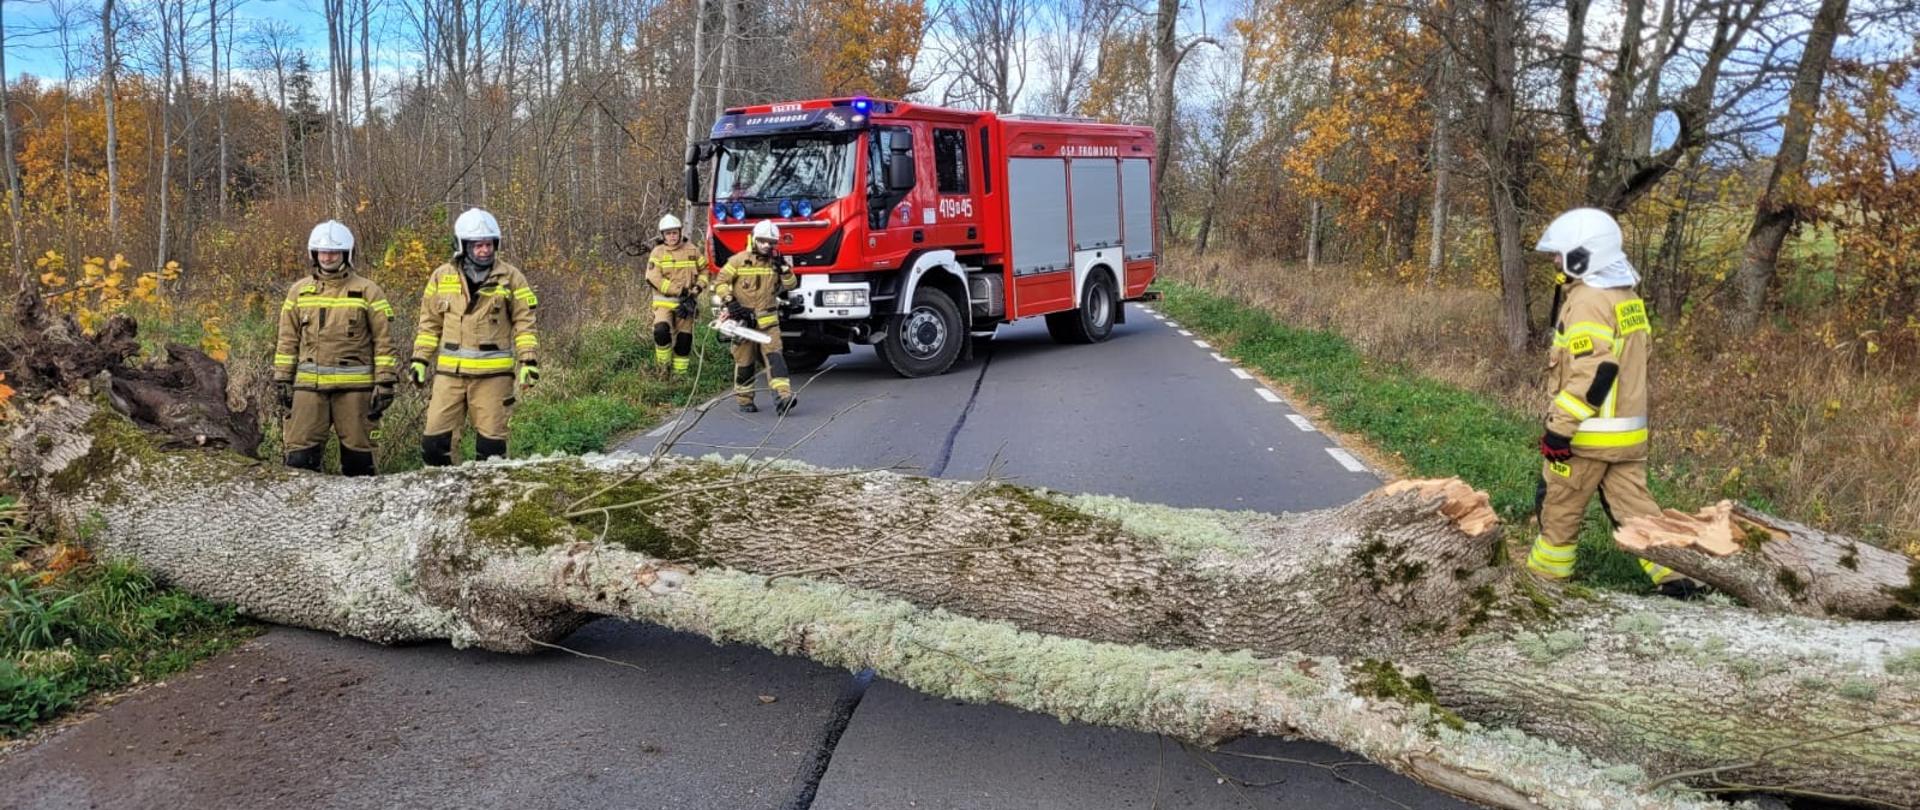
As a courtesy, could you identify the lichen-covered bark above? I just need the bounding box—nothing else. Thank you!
[13,400,1920,808]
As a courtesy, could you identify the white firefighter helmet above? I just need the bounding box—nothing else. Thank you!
[1535,208,1625,278]
[658,214,684,233]
[750,219,780,243]
[307,220,355,266]
[453,208,502,248]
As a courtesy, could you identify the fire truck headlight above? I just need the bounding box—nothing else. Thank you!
[820,290,868,308]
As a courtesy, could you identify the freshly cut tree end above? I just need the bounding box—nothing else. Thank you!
[1615,502,1744,557]
[1377,478,1499,537]
[1617,501,1919,620]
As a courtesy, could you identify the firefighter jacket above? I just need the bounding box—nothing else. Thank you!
[274,270,398,391]
[413,259,540,378]
[714,250,794,333]
[1544,281,1651,462]
[647,242,706,312]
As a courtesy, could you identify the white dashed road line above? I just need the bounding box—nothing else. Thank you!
[1231,368,1253,380]
[1210,352,1229,363]
[1192,339,1212,349]
[1167,321,1182,328]
[1177,329,1193,337]
[1326,448,1368,473]
[1287,414,1316,432]
[1255,388,1283,404]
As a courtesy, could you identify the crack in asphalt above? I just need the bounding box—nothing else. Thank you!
[925,345,995,479]
[781,669,875,809]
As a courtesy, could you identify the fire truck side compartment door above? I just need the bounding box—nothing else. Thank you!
[1113,156,1152,299]
[1069,158,1122,306]
[1007,157,1073,316]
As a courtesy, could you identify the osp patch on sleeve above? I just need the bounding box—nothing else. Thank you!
[1568,335,1595,357]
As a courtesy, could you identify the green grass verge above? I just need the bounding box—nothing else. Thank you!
[3,502,257,738]
[1156,282,1684,592]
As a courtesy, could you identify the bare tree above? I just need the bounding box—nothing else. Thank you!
[932,0,1031,112]
[1730,0,1850,326]
[1151,0,1213,233]
[1035,0,1107,114]
[1190,31,1255,256]
[250,20,304,200]
[0,0,22,275]
[102,0,123,242]
[683,0,712,230]
[713,0,737,112]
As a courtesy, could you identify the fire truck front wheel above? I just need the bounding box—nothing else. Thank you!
[1046,269,1118,345]
[875,287,965,378]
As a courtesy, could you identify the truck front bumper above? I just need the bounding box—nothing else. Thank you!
[786,274,873,321]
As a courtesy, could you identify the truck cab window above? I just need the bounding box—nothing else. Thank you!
[867,126,915,229]
[934,129,969,194]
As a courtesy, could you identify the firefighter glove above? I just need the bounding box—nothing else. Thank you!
[1540,430,1574,462]
[675,295,698,320]
[726,300,755,324]
[369,385,395,421]
[409,360,429,386]
[275,382,294,410]
[518,362,540,388]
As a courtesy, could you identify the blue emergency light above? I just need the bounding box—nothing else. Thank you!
[798,199,814,218]
[852,97,872,114]
[730,202,747,221]
[779,199,795,218]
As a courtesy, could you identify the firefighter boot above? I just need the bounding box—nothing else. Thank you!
[768,352,794,414]
[652,322,674,374]
[285,445,325,472]
[734,362,758,412]
[672,332,694,378]
[422,432,455,467]
[340,448,377,477]
[475,435,509,462]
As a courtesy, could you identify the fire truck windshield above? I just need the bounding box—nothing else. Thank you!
[714,133,858,202]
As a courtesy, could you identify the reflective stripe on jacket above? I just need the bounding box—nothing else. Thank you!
[413,259,540,377]
[274,271,397,391]
[1544,282,1652,460]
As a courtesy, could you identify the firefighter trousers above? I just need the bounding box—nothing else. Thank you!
[1530,456,1673,582]
[652,310,697,374]
[284,389,376,476]
[423,373,514,465]
[731,328,791,405]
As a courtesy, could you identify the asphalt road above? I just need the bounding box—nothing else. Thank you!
[1,305,1473,809]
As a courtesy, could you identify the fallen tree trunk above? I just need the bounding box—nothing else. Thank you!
[9,393,1919,809]
[1619,502,1920,620]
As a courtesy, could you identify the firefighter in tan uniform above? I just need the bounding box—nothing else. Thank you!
[272,220,397,476]
[411,208,541,466]
[714,220,797,414]
[646,214,705,377]
[1526,208,1690,594]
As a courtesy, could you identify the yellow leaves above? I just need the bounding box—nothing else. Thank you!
[0,372,15,415]
[35,250,179,333]
[200,317,231,363]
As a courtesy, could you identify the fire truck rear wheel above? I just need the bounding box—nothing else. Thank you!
[876,287,964,378]
[1046,269,1117,345]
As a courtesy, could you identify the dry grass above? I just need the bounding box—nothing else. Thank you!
[1168,249,1920,555]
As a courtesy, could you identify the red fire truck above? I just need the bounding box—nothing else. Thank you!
[686,97,1158,377]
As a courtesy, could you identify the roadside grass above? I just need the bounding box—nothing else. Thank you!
[1155,282,1670,592]
[2,499,257,738]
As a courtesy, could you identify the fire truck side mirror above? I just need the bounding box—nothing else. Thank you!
[885,151,916,192]
[684,144,707,204]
